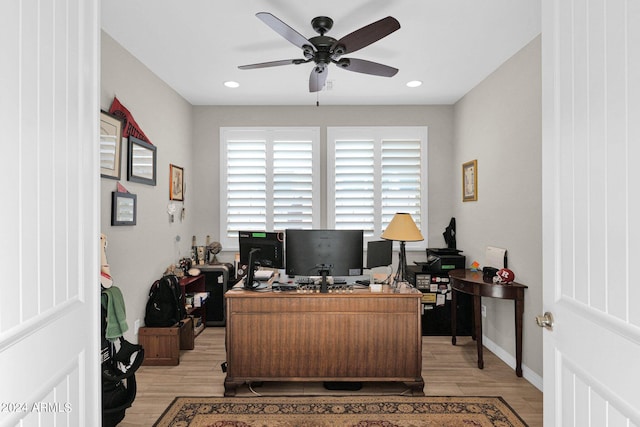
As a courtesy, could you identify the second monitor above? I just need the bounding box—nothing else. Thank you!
[239,231,284,290]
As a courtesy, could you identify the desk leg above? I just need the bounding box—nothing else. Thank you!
[451,289,457,345]
[224,377,241,397]
[473,294,484,370]
[515,298,524,377]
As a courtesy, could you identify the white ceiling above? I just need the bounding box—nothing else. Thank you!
[101,0,540,106]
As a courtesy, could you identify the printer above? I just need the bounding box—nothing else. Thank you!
[407,248,466,289]
[417,248,466,274]
[407,248,472,336]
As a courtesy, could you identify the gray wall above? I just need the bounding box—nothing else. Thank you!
[100,32,543,382]
[100,32,195,342]
[191,105,455,258]
[452,35,542,378]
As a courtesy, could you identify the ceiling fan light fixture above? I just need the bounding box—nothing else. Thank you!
[224,81,240,88]
[337,58,350,68]
[406,80,423,88]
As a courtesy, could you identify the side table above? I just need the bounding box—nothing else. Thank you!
[449,268,527,377]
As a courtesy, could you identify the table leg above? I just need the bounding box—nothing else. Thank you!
[473,294,484,369]
[515,298,524,377]
[451,289,458,345]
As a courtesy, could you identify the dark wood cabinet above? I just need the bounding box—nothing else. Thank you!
[179,274,206,337]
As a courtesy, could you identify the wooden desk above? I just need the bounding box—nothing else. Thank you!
[224,287,424,396]
[449,269,527,377]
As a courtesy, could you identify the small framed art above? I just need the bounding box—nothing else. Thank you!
[111,191,137,226]
[170,164,184,201]
[462,159,478,202]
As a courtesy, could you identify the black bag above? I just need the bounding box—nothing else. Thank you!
[144,275,185,327]
[101,299,144,427]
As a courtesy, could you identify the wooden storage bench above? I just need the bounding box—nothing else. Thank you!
[139,317,193,366]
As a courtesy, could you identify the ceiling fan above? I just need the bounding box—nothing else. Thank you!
[238,12,401,92]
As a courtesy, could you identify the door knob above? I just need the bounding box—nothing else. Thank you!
[535,312,554,330]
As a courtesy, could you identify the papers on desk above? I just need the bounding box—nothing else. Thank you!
[193,292,209,307]
[254,270,274,281]
[485,246,507,269]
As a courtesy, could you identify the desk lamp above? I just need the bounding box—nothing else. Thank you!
[381,213,424,288]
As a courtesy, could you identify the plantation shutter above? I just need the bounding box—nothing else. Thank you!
[328,127,427,244]
[221,128,320,249]
[381,138,423,233]
[334,138,376,234]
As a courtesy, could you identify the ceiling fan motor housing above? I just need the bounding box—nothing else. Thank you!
[311,16,333,35]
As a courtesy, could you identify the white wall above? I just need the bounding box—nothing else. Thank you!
[100,32,195,343]
[452,35,542,378]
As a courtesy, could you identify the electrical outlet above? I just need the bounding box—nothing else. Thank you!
[481,305,487,318]
[134,319,141,335]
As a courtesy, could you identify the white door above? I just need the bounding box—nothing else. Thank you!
[0,1,100,426]
[542,1,640,425]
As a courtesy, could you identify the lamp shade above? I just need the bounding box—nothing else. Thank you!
[381,213,424,242]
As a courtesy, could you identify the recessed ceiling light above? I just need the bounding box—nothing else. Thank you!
[224,81,240,88]
[406,80,422,88]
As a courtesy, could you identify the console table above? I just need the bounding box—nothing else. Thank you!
[449,269,527,377]
[224,287,424,396]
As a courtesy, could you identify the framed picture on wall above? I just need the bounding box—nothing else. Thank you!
[462,159,478,202]
[128,136,157,185]
[111,191,137,226]
[170,164,184,201]
[100,111,123,180]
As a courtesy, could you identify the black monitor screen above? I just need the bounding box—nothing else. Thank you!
[238,231,285,269]
[285,229,363,277]
[366,240,393,268]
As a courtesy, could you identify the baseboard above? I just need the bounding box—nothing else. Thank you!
[482,335,543,391]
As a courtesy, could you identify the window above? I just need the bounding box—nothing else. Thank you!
[220,127,320,249]
[327,127,428,247]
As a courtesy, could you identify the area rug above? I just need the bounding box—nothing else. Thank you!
[154,396,528,427]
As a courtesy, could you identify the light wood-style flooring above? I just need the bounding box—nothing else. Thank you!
[118,327,542,426]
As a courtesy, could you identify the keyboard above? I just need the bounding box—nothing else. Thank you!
[295,276,348,285]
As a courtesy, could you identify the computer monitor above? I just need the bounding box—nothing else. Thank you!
[285,229,364,282]
[238,231,285,268]
[238,231,284,290]
[366,240,393,268]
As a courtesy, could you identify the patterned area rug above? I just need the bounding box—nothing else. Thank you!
[154,396,528,426]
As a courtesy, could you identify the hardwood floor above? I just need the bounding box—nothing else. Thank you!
[118,327,542,426]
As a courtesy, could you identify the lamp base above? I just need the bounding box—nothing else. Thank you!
[391,241,407,291]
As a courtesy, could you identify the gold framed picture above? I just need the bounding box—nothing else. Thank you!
[462,159,477,202]
[170,164,184,201]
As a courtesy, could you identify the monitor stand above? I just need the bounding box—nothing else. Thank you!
[317,264,331,293]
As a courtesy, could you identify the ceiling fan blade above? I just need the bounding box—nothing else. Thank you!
[309,66,329,92]
[238,59,304,70]
[256,12,315,51]
[337,58,398,77]
[331,16,400,56]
